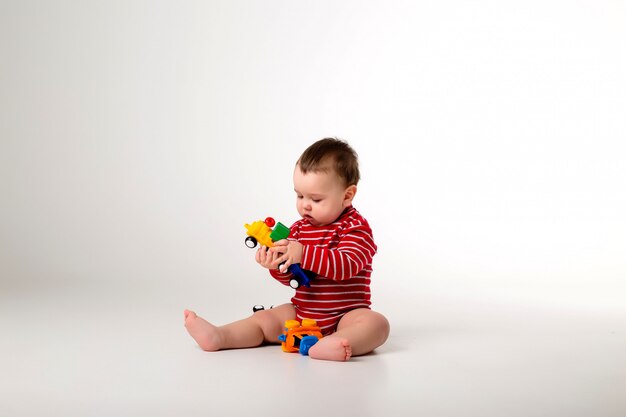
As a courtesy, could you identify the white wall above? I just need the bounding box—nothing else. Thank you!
[1,1,624,312]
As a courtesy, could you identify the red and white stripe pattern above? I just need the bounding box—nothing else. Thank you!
[270,206,377,334]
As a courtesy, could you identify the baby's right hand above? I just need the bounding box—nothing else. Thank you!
[255,246,281,270]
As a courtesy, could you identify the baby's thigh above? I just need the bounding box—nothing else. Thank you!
[252,303,296,342]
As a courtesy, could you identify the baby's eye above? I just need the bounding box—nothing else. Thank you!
[297,195,303,199]
[312,199,322,203]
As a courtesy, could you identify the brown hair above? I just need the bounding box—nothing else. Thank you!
[297,138,360,186]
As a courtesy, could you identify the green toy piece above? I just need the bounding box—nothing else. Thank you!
[269,222,290,241]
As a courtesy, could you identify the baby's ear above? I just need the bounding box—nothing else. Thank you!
[343,185,357,206]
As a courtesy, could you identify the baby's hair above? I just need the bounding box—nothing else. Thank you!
[297,138,360,186]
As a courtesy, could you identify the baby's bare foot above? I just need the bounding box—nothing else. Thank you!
[308,336,352,361]
[184,309,222,351]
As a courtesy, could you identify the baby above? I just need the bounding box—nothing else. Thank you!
[184,138,389,361]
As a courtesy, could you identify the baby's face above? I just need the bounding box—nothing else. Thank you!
[293,166,353,226]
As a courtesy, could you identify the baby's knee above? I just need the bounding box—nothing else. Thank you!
[361,311,389,341]
[375,312,391,342]
[359,311,391,343]
[251,310,284,341]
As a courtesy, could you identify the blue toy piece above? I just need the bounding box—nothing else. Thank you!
[287,264,314,289]
[298,335,320,356]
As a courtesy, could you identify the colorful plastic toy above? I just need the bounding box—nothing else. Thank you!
[244,217,314,289]
[278,319,323,355]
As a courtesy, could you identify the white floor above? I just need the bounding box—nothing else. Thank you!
[1,283,624,417]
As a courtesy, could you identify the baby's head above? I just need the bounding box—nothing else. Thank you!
[297,137,360,188]
[294,138,360,226]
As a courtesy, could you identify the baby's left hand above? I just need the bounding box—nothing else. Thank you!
[270,240,304,273]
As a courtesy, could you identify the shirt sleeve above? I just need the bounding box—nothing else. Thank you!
[269,268,293,286]
[300,222,377,281]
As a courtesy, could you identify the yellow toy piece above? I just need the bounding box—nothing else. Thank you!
[244,220,275,248]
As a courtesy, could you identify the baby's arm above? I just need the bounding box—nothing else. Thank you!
[299,224,376,281]
[267,262,296,286]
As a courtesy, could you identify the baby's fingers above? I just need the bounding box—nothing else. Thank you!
[278,258,292,273]
[268,252,282,268]
[255,246,268,263]
[272,239,289,247]
[269,245,287,254]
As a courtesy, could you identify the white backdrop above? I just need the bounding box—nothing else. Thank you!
[1,1,624,315]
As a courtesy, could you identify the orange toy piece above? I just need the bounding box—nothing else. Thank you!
[278,319,323,355]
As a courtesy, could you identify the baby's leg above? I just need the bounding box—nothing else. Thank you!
[308,309,390,361]
[184,303,295,351]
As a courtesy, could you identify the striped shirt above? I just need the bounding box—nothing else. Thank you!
[270,206,377,334]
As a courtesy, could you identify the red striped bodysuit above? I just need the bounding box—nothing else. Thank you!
[269,206,377,335]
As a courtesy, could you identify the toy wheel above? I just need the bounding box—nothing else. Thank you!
[245,236,258,248]
[289,278,300,289]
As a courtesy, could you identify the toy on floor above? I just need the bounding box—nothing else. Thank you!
[244,217,314,289]
[278,319,323,355]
